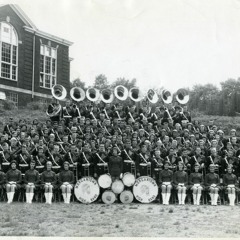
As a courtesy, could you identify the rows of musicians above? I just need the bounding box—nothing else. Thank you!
[0,95,239,205]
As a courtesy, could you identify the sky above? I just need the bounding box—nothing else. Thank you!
[1,0,240,92]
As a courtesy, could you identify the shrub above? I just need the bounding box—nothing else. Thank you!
[3,99,17,110]
[26,101,48,111]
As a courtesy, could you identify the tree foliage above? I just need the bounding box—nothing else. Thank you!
[93,74,110,90]
[70,78,87,90]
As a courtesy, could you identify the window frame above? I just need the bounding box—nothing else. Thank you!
[0,22,18,81]
[39,44,57,89]
[7,92,18,106]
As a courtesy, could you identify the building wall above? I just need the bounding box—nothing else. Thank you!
[0,5,71,106]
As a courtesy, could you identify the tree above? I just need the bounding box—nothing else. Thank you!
[93,74,109,90]
[70,78,87,90]
[110,78,137,90]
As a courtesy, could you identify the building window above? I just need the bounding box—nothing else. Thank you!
[7,92,18,106]
[40,44,57,89]
[0,22,18,81]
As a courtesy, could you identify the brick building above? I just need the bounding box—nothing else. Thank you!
[0,4,73,106]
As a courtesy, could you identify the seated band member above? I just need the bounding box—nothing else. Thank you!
[173,162,188,205]
[223,165,238,206]
[205,164,220,206]
[159,161,173,205]
[5,160,22,204]
[189,163,204,205]
[108,146,123,181]
[58,161,75,204]
[0,169,6,191]
[41,161,57,204]
[24,160,40,204]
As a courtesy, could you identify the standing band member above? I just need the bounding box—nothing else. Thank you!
[223,165,238,206]
[24,160,40,204]
[189,163,204,205]
[159,161,173,205]
[205,164,220,206]
[5,160,22,204]
[173,162,188,205]
[108,147,123,181]
[59,161,75,204]
[41,161,57,204]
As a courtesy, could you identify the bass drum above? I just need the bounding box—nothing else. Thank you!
[102,190,116,204]
[98,174,112,189]
[120,190,134,204]
[74,177,100,204]
[122,172,135,187]
[111,179,124,194]
[133,176,158,203]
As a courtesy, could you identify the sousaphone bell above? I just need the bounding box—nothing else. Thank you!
[147,89,158,104]
[86,88,100,102]
[114,85,128,101]
[51,84,67,101]
[100,89,114,103]
[129,87,143,102]
[70,87,86,102]
[161,89,173,104]
[175,88,189,105]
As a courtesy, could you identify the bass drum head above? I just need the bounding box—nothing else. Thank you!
[120,190,134,204]
[122,172,135,187]
[98,174,112,189]
[111,179,124,194]
[133,176,158,203]
[102,190,116,204]
[74,177,100,204]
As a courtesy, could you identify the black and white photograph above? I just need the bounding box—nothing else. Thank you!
[0,0,240,238]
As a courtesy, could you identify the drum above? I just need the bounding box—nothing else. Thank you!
[133,176,158,203]
[98,174,112,189]
[120,190,134,204]
[74,177,100,203]
[122,172,135,187]
[19,163,29,173]
[35,165,44,173]
[1,162,10,173]
[111,179,124,194]
[102,190,116,204]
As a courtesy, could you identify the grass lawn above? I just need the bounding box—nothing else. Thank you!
[0,202,239,237]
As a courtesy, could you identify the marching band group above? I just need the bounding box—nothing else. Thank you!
[0,85,240,206]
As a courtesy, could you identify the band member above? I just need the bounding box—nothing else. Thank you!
[206,147,221,175]
[47,98,62,123]
[151,149,164,183]
[173,161,188,205]
[79,143,94,177]
[159,161,173,205]
[189,147,205,174]
[136,144,151,177]
[41,161,57,204]
[17,144,32,174]
[205,164,220,206]
[0,142,12,173]
[121,139,136,174]
[108,146,123,181]
[93,144,108,177]
[24,160,40,203]
[5,160,22,203]
[48,144,63,173]
[223,165,238,206]
[0,169,6,190]
[189,163,204,205]
[58,161,75,204]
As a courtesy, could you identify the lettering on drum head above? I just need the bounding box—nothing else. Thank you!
[74,177,100,203]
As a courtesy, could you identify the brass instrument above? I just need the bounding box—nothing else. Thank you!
[114,85,128,101]
[129,87,143,102]
[100,89,114,103]
[175,88,189,105]
[147,89,158,104]
[86,88,100,102]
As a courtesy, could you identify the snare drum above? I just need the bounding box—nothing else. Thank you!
[19,163,29,173]
[74,177,100,204]
[102,190,116,204]
[98,174,112,189]
[36,165,44,173]
[111,179,124,194]
[1,162,10,173]
[120,190,134,204]
[133,176,158,203]
[122,172,135,187]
